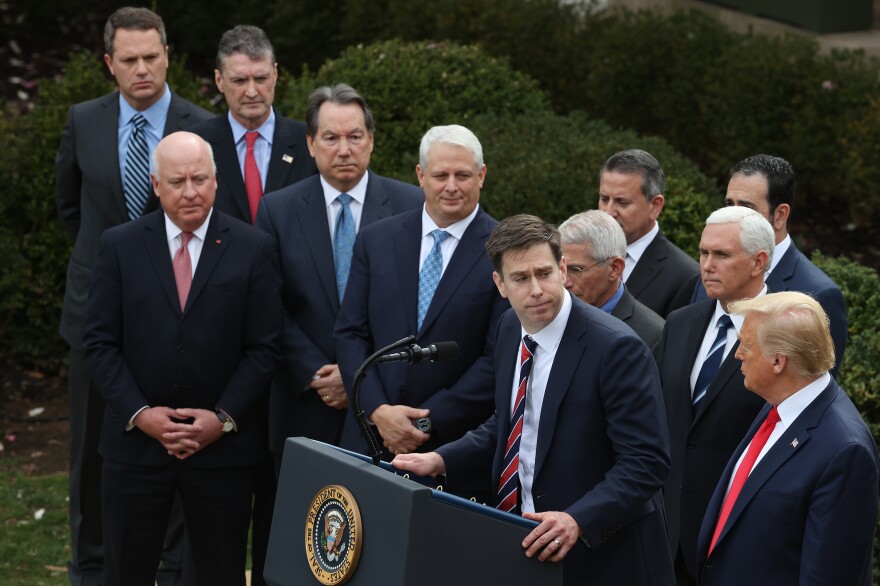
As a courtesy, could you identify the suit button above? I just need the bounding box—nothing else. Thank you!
[398,385,406,394]
[177,345,186,353]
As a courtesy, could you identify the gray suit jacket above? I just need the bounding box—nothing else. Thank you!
[627,230,698,318]
[611,287,665,349]
[255,172,423,451]
[55,91,213,349]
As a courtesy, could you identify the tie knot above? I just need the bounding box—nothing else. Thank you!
[131,113,146,130]
[431,229,451,245]
[336,193,353,207]
[765,406,781,426]
[180,232,194,246]
[718,314,733,330]
[245,131,259,148]
[522,335,538,356]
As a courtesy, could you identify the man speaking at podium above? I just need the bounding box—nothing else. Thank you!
[394,215,674,584]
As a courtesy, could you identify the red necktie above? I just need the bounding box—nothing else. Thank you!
[708,406,781,555]
[244,131,262,223]
[173,232,194,311]
[497,336,537,514]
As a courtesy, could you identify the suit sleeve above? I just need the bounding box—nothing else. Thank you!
[214,234,283,420]
[566,334,672,548]
[254,201,330,391]
[82,231,151,423]
[800,440,878,584]
[55,106,82,242]
[436,413,498,485]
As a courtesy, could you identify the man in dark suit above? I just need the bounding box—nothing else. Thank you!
[192,25,316,224]
[559,210,665,348]
[393,214,673,585]
[696,292,878,585]
[598,149,698,318]
[255,84,422,460]
[54,7,213,584]
[655,206,775,585]
[83,132,282,586]
[691,154,847,375]
[334,125,508,477]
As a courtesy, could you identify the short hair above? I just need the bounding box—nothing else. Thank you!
[305,83,375,137]
[705,206,775,270]
[215,25,275,71]
[730,154,795,215]
[104,7,167,56]
[486,214,562,275]
[599,149,665,201]
[728,292,835,376]
[419,125,484,170]
[151,132,216,178]
[558,210,626,262]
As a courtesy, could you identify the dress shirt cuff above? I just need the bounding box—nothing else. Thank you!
[126,405,149,431]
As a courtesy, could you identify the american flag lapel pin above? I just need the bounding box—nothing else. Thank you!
[791,438,799,448]
[282,154,294,164]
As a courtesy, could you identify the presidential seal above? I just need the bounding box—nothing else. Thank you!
[305,485,362,584]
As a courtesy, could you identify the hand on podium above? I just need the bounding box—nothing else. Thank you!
[522,511,582,563]
[391,451,446,477]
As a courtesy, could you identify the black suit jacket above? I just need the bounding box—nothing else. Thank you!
[654,300,765,580]
[627,230,698,318]
[82,210,282,468]
[610,286,665,349]
[439,297,674,585]
[254,172,423,452]
[191,110,317,223]
[55,91,213,349]
[335,207,509,454]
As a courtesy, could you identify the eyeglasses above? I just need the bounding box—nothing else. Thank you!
[567,259,609,275]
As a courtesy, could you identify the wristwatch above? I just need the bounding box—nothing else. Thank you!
[216,410,235,433]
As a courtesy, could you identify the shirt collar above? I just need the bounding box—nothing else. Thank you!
[775,372,831,427]
[626,222,660,264]
[768,233,791,275]
[522,290,572,354]
[713,284,768,333]
[164,208,213,243]
[598,282,625,314]
[228,108,276,146]
[420,204,480,242]
[321,170,369,208]
[119,83,171,130]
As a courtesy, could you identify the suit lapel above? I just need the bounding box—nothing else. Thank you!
[185,212,230,314]
[419,211,488,334]
[395,212,422,336]
[693,340,741,424]
[493,318,522,478]
[265,113,298,193]
[100,94,128,220]
[142,211,181,315]
[613,289,635,321]
[361,172,392,226]
[678,302,715,420]
[627,233,667,296]
[210,120,252,221]
[298,181,339,310]
[765,244,797,291]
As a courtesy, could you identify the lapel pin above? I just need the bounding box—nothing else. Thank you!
[282,154,294,164]
[216,240,222,244]
[791,438,799,448]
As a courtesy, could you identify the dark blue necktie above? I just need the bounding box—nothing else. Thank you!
[122,113,150,220]
[692,314,733,415]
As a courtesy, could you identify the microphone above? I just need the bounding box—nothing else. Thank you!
[375,341,460,365]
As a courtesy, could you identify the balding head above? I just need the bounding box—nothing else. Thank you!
[151,132,217,232]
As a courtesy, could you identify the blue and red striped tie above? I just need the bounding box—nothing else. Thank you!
[497,335,537,515]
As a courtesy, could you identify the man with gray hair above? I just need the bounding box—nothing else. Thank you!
[655,206,776,585]
[192,24,316,224]
[334,125,508,501]
[255,84,422,462]
[559,210,665,348]
[597,149,698,318]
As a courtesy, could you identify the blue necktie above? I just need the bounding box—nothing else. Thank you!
[692,314,733,415]
[122,113,150,220]
[333,193,356,302]
[417,230,451,330]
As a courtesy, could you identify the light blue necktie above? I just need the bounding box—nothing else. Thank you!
[122,113,151,220]
[417,229,451,330]
[692,314,733,415]
[333,193,356,301]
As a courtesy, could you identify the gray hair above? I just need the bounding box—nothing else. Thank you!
[151,133,216,178]
[104,7,167,55]
[559,210,626,262]
[305,83,374,137]
[600,149,665,201]
[705,206,774,270]
[215,25,275,71]
[419,125,484,170]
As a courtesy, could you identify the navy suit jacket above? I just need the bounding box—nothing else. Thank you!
[627,230,698,318]
[55,91,213,349]
[334,206,509,454]
[438,296,674,585]
[655,300,765,580]
[610,286,665,350]
[697,380,879,586]
[255,172,423,452]
[690,241,847,376]
[191,110,317,223]
[82,210,282,468]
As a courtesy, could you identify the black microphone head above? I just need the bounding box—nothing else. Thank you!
[432,341,460,362]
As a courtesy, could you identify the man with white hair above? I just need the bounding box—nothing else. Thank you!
[334,125,508,500]
[559,210,665,348]
[654,206,775,585]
